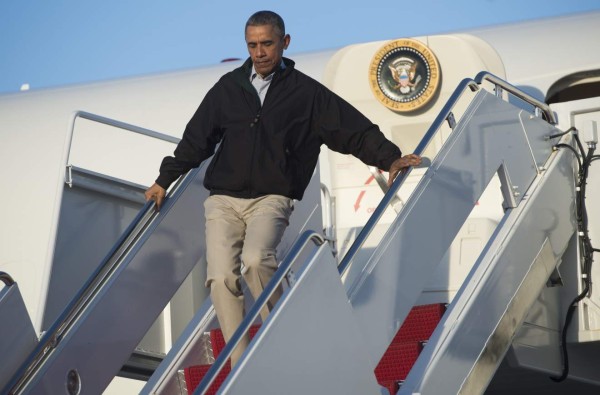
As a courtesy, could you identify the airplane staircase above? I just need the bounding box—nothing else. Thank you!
[0,161,210,394]
[0,114,323,395]
[142,72,578,394]
[178,304,446,394]
[1,71,579,394]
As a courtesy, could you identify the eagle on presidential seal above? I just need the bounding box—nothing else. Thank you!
[388,57,422,95]
[369,38,441,112]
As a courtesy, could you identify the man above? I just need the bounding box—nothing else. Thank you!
[145,10,421,365]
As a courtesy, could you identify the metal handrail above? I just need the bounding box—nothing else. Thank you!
[368,166,389,192]
[65,111,180,186]
[50,112,179,342]
[368,166,405,212]
[4,163,200,395]
[194,230,325,395]
[320,183,337,256]
[475,71,557,125]
[70,110,179,143]
[0,271,15,286]
[337,78,480,275]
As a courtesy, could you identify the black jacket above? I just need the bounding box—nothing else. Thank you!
[156,57,401,200]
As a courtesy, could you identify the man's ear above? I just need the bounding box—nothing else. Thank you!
[283,34,291,50]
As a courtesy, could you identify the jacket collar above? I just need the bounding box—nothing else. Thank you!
[231,57,295,105]
[235,57,295,83]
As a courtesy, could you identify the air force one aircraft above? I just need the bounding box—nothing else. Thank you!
[1,10,600,395]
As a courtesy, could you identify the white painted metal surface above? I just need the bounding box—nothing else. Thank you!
[402,137,577,393]
[222,242,381,395]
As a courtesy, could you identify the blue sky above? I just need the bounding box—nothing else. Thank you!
[1,1,599,94]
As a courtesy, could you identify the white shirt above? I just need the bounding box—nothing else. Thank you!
[250,61,286,105]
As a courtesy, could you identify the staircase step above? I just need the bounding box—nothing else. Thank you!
[374,303,446,394]
[182,362,231,395]
[375,341,423,389]
[183,304,446,394]
[209,324,262,358]
[180,326,261,394]
[392,303,446,343]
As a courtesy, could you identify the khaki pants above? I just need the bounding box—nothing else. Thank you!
[204,194,293,365]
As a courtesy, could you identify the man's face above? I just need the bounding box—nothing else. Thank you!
[245,24,290,77]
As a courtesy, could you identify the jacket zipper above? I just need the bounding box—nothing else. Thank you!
[244,70,282,195]
[246,109,261,193]
[244,77,262,193]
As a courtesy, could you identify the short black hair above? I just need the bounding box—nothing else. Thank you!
[245,10,285,38]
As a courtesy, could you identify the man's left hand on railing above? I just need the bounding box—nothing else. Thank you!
[145,182,166,211]
[387,154,422,187]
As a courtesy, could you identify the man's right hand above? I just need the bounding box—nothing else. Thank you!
[145,183,166,211]
[387,154,422,187]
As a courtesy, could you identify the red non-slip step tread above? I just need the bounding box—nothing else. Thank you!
[185,304,445,394]
[375,341,423,383]
[376,303,446,394]
[209,324,262,358]
[392,303,446,343]
[184,362,231,395]
[183,325,261,394]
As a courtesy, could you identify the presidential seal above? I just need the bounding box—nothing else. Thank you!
[369,39,441,112]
